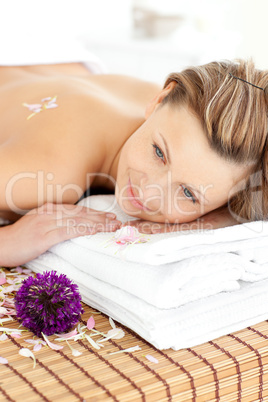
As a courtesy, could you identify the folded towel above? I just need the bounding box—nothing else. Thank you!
[26,254,268,350]
[26,194,268,349]
[74,195,268,268]
[49,240,243,309]
[41,195,268,310]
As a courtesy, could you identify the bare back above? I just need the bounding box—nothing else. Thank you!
[0,64,161,220]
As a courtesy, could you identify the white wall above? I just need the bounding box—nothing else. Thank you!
[0,0,133,42]
[0,0,267,72]
[222,0,268,68]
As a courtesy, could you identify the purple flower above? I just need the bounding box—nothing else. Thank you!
[15,271,84,337]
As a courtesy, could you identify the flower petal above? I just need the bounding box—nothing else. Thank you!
[113,226,149,246]
[0,334,8,341]
[0,273,6,285]
[0,307,8,315]
[10,332,21,339]
[25,339,46,350]
[108,346,141,355]
[54,329,78,339]
[48,96,57,104]
[66,341,82,357]
[33,343,42,352]
[1,285,15,293]
[0,356,8,364]
[71,348,82,357]
[145,354,159,364]
[109,317,116,329]
[22,269,33,275]
[54,332,85,342]
[24,339,36,345]
[14,266,23,273]
[106,328,125,340]
[84,334,101,350]
[87,316,95,331]
[45,103,58,109]
[19,348,36,369]
[27,104,42,111]
[0,327,25,333]
[42,333,63,350]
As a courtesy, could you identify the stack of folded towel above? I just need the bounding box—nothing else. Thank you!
[26,195,268,350]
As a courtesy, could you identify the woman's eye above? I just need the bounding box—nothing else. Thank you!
[152,144,165,162]
[182,185,196,204]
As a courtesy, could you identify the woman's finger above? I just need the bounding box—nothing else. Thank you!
[50,216,121,232]
[30,203,118,222]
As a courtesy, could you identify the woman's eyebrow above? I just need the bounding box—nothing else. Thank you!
[159,132,171,164]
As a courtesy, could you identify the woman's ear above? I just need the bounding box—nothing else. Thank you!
[145,81,177,119]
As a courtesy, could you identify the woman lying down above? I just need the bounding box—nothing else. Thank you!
[0,59,267,267]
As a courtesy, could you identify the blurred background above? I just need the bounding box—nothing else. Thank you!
[0,0,267,83]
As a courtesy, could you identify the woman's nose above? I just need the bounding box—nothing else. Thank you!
[141,175,171,212]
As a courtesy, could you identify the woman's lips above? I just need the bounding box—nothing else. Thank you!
[127,179,149,211]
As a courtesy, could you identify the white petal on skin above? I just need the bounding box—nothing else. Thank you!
[45,103,58,109]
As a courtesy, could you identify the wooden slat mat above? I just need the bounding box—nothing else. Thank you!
[1,273,268,401]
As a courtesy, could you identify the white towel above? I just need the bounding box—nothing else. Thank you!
[25,194,268,350]
[39,195,268,310]
[29,195,262,310]
[75,196,268,267]
[46,241,243,309]
[26,254,268,350]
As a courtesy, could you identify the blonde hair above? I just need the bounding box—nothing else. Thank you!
[162,59,268,222]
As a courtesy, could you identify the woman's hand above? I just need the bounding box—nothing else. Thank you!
[1,203,121,267]
[124,206,240,234]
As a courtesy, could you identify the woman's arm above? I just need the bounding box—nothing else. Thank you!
[0,203,121,267]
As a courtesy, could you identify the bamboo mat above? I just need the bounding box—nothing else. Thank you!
[1,272,268,401]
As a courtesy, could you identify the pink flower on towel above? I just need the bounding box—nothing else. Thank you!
[23,96,58,119]
[113,226,149,246]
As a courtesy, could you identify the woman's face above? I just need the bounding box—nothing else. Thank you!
[115,103,248,223]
